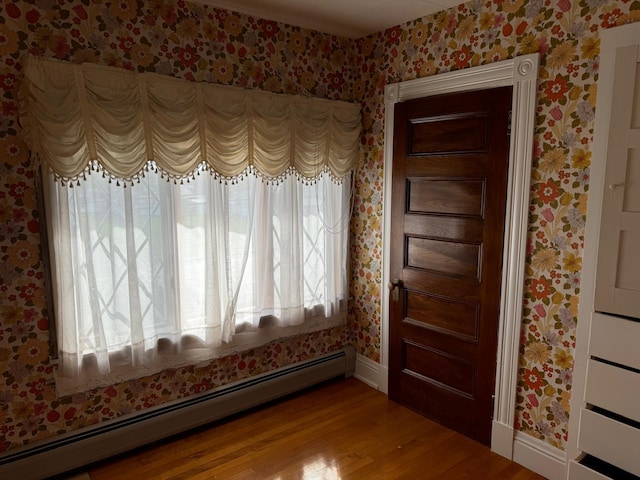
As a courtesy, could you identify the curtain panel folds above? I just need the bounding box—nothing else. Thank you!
[19,56,360,394]
[20,55,361,183]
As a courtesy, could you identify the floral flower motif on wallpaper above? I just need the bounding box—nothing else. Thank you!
[2,0,640,457]
[0,0,356,453]
[350,0,639,451]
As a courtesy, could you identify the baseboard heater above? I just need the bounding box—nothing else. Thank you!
[0,346,356,480]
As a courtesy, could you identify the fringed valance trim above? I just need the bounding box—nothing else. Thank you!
[20,55,362,186]
[44,159,353,189]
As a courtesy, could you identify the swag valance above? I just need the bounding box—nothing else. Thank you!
[19,56,361,183]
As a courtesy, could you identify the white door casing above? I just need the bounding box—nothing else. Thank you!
[381,53,539,458]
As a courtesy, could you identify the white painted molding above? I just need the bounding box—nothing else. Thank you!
[377,365,388,394]
[353,353,384,391]
[566,21,640,471]
[380,84,397,374]
[491,421,515,460]
[513,432,567,480]
[381,53,539,457]
[494,53,539,439]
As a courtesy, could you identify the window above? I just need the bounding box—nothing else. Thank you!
[45,166,350,392]
[21,56,360,393]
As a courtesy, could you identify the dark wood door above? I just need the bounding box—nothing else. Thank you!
[388,86,512,445]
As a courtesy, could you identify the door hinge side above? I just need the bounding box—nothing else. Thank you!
[507,110,512,137]
[491,394,496,420]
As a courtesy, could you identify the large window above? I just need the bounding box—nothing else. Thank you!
[21,56,360,393]
[45,167,350,393]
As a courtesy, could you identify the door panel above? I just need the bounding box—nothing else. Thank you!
[409,114,489,154]
[406,237,481,279]
[403,215,484,242]
[405,291,479,340]
[594,45,640,318]
[389,86,512,445]
[403,341,476,396]
[408,179,485,216]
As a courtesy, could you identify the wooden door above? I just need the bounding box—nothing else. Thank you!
[594,44,640,319]
[388,86,512,445]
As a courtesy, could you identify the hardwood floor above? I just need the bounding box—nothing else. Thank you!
[86,377,544,479]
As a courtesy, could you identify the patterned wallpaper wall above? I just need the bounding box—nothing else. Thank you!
[1,0,639,456]
[349,0,639,450]
[0,0,355,453]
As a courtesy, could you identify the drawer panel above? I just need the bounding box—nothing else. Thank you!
[579,408,640,477]
[590,312,640,370]
[585,359,640,422]
[568,460,614,480]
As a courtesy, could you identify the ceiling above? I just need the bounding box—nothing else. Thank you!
[192,0,466,38]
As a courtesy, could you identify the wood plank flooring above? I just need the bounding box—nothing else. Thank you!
[86,377,544,479]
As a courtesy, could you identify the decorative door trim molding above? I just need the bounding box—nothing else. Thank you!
[381,53,539,460]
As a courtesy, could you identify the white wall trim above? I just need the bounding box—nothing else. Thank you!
[566,21,640,472]
[513,432,567,480]
[381,54,539,458]
[354,353,388,391]
[491,421,515,460]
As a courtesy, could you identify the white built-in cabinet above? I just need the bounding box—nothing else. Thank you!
[567,22,640,480]
[594,42,640,318]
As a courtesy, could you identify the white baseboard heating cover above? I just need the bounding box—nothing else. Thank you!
[0,347,356,480]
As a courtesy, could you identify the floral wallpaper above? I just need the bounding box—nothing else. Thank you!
[0,0,355,454]
[349,0,640,451]
[2,0,640,460]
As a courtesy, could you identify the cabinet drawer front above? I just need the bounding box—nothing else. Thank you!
[568,460,614,480]
[578,409,640,477]
[585,359,640,422]
[590,312,640,370]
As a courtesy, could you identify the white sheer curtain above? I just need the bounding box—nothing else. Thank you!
[47,169,350,393]
[21,56,359,394]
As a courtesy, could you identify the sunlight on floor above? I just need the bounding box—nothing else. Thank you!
[272,456,342,480]
[302,457,341,480]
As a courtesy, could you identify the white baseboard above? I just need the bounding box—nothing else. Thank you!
[378,364,388,394]
[513,431,567,480]
[491,420,514,460]
[353,353,388,393]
